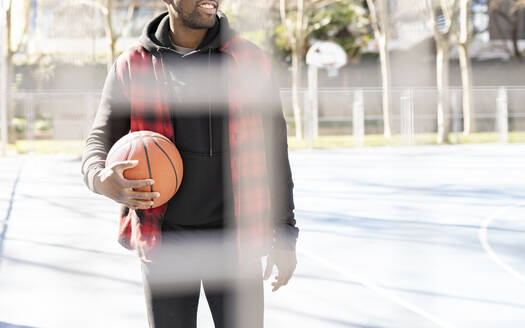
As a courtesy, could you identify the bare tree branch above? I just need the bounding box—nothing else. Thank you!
[511,0,525,14]
[309,0,342,11]
[515,0,525,8]
[425,0,442,41]
[280,0,296,45]
[73,0,109,16]
[114,0,138,40]
[492,8,515,26]
[366,0,380,35]
[13,0,31,53]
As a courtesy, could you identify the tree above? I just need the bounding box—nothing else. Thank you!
[279,0,308,139]
[426,0,477,141]
[51,0,164,67]
[278,0,369,139]
[220,0,278,52]
[3,0,31,89]
[457,0,474,135]
[365,0,391,139]
[425,0,461,144]
[1,0,31,145]
[308,1,370,57]
[63,0,139,71]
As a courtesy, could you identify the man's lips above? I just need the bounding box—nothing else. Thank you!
[197,0,217,14]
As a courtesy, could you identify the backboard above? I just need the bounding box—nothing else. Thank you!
[306,41,347,77]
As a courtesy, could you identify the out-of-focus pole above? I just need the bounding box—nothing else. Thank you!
[0,4,8,156]
[307,65,318,139]
[352,89,364,147]
[304,90,313,149]
[305,65,318,149]
[25,93,34,153]
[400,89,414,145]
[497,86,508,143]
[84,94,96,140]
[451,88,460,144]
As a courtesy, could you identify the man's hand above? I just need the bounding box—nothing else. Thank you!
[94,160,159,210]
[263,248,297,292]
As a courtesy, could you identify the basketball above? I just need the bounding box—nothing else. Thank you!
[105,130,183,208]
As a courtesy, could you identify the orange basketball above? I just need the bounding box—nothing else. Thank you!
[105,130,183,208]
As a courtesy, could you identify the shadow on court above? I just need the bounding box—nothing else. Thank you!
[0,321,37,328]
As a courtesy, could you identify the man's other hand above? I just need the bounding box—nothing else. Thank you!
[263,248,297,292]
[94,160,159,210]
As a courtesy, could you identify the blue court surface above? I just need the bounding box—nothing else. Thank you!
[0,144,524,327]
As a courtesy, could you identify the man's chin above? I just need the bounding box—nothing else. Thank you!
[198,16,216,29]
[187,16,216,30]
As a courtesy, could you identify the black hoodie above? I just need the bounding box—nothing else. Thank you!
[81,11,298,249]
[142,12,235,230]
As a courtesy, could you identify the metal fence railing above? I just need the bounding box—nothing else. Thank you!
[280,86,525,144]
[9,91,100,143]
[5,87,525,145]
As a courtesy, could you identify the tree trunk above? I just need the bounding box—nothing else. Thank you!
[511,15,522,61]
[5,58,15,143]
[1,9,8,151]
[4,3,15,144]
[291,48,303,139]
[458,0,473,134]
[378,33,391,139]
[436,41,451,144]
[105,0,116,71]
[367,0,391,139]
[458,43,473,134]
[378,0,391,139]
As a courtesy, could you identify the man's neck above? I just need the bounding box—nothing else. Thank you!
[168,11,207,49]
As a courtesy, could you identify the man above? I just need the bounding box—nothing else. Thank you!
[81,0,298,327]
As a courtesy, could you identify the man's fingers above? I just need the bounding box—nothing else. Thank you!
[125,191,160,200]
[271,264,295,292]
[271,275,286,292]
[270,269,288,292]
[126,199,154,210]
[277,270,288,286]
[111,160,139,173]
[263,256,274,280]
[122,178,155,189]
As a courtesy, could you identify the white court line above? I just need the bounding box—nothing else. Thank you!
[479,200,525,285]
[297,247,457,328]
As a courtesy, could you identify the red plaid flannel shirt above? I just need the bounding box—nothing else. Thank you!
[114,36,273,262]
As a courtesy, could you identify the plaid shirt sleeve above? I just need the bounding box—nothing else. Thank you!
[81,61,131,194]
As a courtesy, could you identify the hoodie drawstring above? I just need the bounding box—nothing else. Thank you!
[156,48,214,157]
[208,48,213,157]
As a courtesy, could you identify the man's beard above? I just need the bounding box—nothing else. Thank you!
[175,4,216,29]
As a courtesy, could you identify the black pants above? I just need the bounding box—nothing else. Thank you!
[141,223,264,328]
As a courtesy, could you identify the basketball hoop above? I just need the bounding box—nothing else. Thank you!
[304,42,347,147]
[324,63,339,77]
[306,41,347,77]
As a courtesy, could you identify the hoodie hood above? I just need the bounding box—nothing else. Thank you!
[139,10,237,55]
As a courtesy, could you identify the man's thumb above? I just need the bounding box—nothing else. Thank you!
[263,256,274,280]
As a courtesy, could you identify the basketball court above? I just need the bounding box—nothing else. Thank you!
[0,143,524,327]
